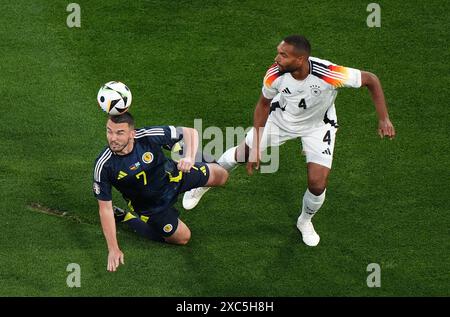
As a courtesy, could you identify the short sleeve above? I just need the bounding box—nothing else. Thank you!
[135,125,183,148]
[93,152,113,201]
[262,64,282,99]
[93,180,112,201]
[310,57,362,89]
[326,65,361,88]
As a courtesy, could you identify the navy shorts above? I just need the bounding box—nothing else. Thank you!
[140,162,210,238]
[177,162,210,194]
[146,206,180,238]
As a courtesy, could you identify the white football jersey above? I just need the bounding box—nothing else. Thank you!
[262,56,362,133]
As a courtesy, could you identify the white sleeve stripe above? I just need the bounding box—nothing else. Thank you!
[94,151,111,182]
[135,133,165,138]
[135,128,164,134]
[134,133,165,139]
[135,130,165,136]
[135,131,165,136]
[169,126,177,139]
[313,68,346,80]
[264,68,279,79]
[313,65,346,79]
[94,150,112,182]
[354,70,362,87]
[136,129,164,133]
[314,65,347,78]
[265,66,279,74]
[94,149,111,179]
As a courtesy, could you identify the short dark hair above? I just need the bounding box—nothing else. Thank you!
[283,35,311,56]
[108,112,135,128]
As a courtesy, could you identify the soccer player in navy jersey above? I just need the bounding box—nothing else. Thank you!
[93,113,228,272]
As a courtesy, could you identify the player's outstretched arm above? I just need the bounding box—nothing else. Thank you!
[177,127,199,172]
[247,94,272,175]
[361,71,396,139]
[98,200,124,272]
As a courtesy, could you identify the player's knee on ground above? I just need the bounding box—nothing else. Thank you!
[164,221,191,245]
[176,229,191,245]
[166,230,190,245]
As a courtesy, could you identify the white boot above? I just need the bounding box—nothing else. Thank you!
[297,218,320,247]
[296,189,326,246]
[182,187,211,210]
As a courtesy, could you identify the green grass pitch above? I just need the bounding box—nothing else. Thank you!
[0,0,449,296]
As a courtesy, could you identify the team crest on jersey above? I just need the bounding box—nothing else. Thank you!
[142,152,154,164]
[163,224,173,233]
[93,182,100,195]
[310,84,322,97]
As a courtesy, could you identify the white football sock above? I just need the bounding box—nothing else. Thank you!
[218,146,238,171]
[298,188,326,223]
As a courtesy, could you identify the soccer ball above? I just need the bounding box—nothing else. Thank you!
[97,81,132,115]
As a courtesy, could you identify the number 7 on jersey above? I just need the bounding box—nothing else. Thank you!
[136,171,147,185]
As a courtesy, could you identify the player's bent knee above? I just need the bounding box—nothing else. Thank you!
[166,231,190,245]
[165,221,191,245]
[206,164,228,187]
[179,226,191,245]
[176,231,191,245]
[218,167,229,185]
[166,236,190,245]
[307,176,328,195]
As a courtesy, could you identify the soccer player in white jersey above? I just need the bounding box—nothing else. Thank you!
[184,35,396,246]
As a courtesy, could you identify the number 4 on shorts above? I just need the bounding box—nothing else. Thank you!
[323,130,331,145]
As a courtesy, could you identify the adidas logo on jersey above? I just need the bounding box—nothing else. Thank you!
[282,87,291,94]
[322,148,331,155]
[117,171,128,180]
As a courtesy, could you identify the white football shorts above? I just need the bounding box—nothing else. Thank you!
[245,117,338,169]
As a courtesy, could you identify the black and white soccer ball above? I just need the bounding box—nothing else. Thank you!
[97,81,132,115]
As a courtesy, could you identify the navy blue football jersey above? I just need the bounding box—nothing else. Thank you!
[93,125,184,214]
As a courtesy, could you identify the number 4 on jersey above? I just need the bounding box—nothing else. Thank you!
[298,98,307,109]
